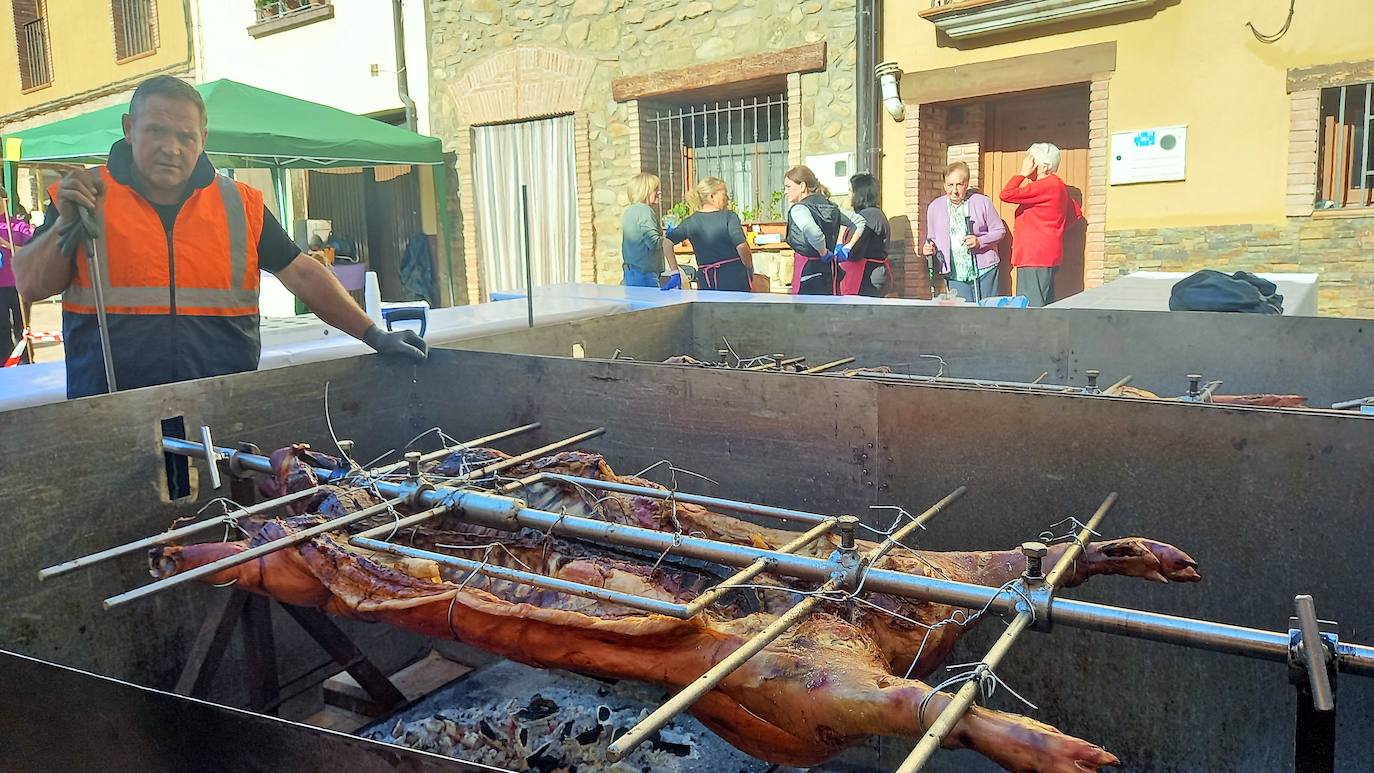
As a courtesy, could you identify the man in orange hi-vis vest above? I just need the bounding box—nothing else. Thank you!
[14,76,427,399]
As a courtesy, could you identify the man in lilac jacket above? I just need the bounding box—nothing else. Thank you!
[921,162,1007,301]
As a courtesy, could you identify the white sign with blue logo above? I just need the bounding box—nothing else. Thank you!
[1110,125,1187,185]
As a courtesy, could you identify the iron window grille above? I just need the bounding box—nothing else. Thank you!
[648,94,788,223]
[114,0,157,60]
[1317,82,1374,210]
[18,2,51,91]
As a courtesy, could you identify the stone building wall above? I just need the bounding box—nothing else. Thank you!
[1104,215,1374,316]
[426,0,858,300]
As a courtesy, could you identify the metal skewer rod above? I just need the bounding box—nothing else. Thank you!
[352,503,460,541]
[1198,379,1222,403]
[104,495,417,609]
[43,424,543,582]
[683,518,839,616]
[355,515,840,620]
[607,575,845,761]
[801,357,857,374]
[846,370,1084,393]
[368,422,542,477]
[1330,394,1374,410]
[898,610,1036,772]
[864,486,967,567]
[745,356,806,371]
[613,489,967,762]
[354,517,838,620]
[429,428,607,488]
[502,472,834,525]
[156,439,1374,678]
[898,493,1117,772]
[1101,375,1134,396]
[38,486,320,581]
[1044,493,1116,588]
[351,534,694,617]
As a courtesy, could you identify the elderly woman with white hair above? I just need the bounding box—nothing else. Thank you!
[1000,142,1082,306]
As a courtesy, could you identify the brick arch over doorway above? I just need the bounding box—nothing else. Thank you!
[900,43,1113,300]
[446,46,597,302]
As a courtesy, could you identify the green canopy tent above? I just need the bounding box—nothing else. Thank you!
[0,79,454,302]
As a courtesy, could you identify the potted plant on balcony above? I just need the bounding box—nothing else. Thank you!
[747,191,788,240]
[254,0,282,23]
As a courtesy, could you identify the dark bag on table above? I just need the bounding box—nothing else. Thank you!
[1169,270,1283,315]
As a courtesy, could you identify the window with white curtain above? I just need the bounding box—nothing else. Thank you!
[471,115,580,296]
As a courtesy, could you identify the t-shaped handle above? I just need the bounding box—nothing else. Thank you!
[1295,594,1334,711]
[198,425,223,491]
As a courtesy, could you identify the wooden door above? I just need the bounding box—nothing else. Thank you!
[981,86,1090,298]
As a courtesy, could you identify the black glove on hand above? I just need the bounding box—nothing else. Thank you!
[363,324,429,363]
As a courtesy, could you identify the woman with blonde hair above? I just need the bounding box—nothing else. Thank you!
[664,177,753,292]
[620,173,682,288]
[782,165,865,295]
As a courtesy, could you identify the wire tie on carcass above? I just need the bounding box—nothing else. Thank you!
[902,580,1030,679]
[648,531,684,577]
[322,382,364,476]
[917,662,1038,727]
[1039,516,1101,547]
[633,459,720,487]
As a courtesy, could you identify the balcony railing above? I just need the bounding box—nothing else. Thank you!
[921,0,1167,40]
[254,0,323,24]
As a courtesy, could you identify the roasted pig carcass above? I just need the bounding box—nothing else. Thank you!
[1113,385,1307,407]
[152,446,1201,772]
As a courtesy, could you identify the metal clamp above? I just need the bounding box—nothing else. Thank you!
[227,442,263,479]
[1019,541,1055,630]
[403,482,435,509]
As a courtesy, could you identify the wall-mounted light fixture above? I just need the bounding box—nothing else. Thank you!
[876,61,904,122]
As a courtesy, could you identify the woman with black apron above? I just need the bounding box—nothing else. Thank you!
[783,166,864,295]
[840,173,891,297]
[666,177,753,292]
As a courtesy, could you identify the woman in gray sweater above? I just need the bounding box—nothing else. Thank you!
[621,173,680,287]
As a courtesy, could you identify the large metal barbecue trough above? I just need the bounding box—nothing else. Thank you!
[455,302,1374,411]
[39,414,1374,773]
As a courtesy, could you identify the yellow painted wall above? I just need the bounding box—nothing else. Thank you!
[880,0,1374,230]
[0,0,191,118]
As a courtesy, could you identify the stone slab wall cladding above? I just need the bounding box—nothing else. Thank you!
[1105,217,1374,316]
[426,0,857,301]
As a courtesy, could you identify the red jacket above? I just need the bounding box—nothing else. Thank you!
[1000,174,1082,268]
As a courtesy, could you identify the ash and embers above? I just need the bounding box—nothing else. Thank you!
[369,675,765,773]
